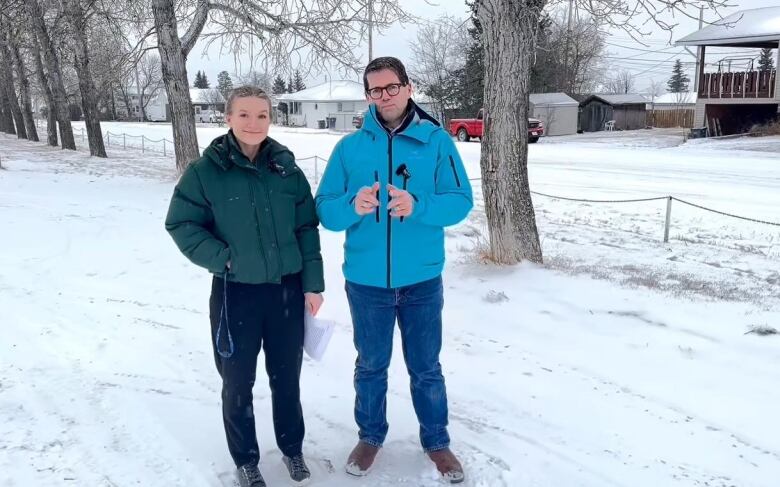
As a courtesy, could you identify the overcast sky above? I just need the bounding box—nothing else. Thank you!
[186,0,779,94]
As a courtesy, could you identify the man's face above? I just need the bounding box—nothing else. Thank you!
[365,68,413,125]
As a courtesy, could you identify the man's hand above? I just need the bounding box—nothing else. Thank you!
[305,292,324,316]
[387,184,414,218]
[354,182,380,216]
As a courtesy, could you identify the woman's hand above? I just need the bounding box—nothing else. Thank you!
[304,292,324,316]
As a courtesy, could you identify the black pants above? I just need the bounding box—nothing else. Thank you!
[209,273,305,468]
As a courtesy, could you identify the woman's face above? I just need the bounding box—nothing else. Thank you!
[226,96,271,147]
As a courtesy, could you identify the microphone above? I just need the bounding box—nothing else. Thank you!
[395,164,411,181]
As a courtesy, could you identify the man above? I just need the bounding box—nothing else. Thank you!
[315,57,473,484]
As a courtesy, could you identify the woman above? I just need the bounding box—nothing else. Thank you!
[165,86,324,487]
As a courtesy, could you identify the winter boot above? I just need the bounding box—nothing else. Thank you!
[428,448,465,484]
[282,454,311,484]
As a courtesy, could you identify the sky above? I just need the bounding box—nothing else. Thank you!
[186,0,779,95]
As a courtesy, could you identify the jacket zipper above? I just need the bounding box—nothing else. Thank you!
[247,173,270,277]
[374,170,380,223]
[386,134,393,289]
[448,155,462,188]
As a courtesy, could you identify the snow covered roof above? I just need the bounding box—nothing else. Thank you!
[651,92,698,105]
[190,88,225,103]
[530,92,579,106]
[276,80,366,102]
[589,94,648,105]
[676,7,780,48]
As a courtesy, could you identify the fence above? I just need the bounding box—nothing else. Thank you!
[23,121,780,241]
[647,109,694,129]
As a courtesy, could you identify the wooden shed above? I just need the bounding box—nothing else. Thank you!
[578,94,648,132]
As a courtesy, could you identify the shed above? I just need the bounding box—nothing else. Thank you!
[529,92,579,136]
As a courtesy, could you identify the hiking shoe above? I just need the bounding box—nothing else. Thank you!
[345,441,380,476]
[282,454,311,484]
[236,463,266,487]
[428,448,465,484]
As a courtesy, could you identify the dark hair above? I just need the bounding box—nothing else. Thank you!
[363,56,409,92]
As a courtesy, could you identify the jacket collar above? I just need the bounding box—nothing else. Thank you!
[205,131,296,175]
[361,100,441,143]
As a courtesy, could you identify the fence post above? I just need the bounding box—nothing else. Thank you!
[82,128,85,141]
[664,196,673,243]
[123,134,126,150]
[141,136,145,153]
[314,156,320,184]
[107,131,110,146]
[163,139,166,157]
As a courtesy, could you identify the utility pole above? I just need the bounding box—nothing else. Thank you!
[694,6,704,93]
[563,0,573,92]
[368,0,374,62]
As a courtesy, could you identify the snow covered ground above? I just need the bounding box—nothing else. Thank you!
[1,123,779,487]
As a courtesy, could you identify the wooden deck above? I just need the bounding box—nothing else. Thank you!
[699,70,776,99]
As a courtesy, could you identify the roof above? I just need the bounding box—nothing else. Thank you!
[585,94,648,105]
[651,92,698,105]
[676,7,780,48]
[530,92,579,106]
[190,88,225,103]
[276,80,365,102]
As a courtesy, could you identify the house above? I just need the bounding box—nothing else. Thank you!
[676,6,780,135]
[116,89,167,122]
[577,94,648,132]
[648,92,698,110]
[189,88,226,121]
[276,80,435,130]
[529,92,579,136]
[276,80,369,130]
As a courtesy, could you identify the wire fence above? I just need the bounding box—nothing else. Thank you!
[25,121,780,243]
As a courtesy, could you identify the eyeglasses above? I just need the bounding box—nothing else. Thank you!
[366,83,406,100]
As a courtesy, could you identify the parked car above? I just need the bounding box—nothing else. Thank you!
[194,108,224,123]
[449,109,544,143]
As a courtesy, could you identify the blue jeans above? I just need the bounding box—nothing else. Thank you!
[345,276,450,452]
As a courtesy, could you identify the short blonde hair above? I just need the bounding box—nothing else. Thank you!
[226,86,273,117]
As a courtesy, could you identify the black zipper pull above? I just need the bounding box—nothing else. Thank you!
[374,170,380,223]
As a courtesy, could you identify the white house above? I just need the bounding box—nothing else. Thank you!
[276,80,369,130]
[117,89,167,122]
[276,80,436,131]
[529,92,579,136]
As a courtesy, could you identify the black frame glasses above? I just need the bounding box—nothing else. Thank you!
[366,83,406,100]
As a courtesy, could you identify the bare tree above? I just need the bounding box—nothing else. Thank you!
[604,70,636,94]
[28,0,76,150]
[9,31,40,141]
[152,0,411,172]
[476,0,729,265]
[62,0,107,157]
[236,71,273,92]
[31,31,58,146]
[133,53,164,121]
[202,88,225,113]
[408,15,468,124]
[0,35,26,139]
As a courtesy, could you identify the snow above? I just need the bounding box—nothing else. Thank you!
[2,122,779,487]
[676,6,780,47]
[588,94,649,105]
[276,80,366,102]
[530,93,579,107]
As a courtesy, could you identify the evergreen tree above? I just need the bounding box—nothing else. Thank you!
[192,70,201,88]
[758,48,775,72]
[194,70,210,89]
[216,71,233,100]
[293,70,306,91]
[448,0,484,116]
[288,75,294,93]
[667,59,690,93]
[272,75,287,94]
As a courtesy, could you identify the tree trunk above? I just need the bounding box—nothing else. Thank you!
[10,42,39,142]
[477,0,544,264]
[29,0,76,150]
[63,0,107,157]
[0,91,16,135]
[152,0,203,171]
[0,44,27,139]
[135,65,147,122]
[31,35,58,146]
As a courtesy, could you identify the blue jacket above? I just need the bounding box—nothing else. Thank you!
[315,102,473,288]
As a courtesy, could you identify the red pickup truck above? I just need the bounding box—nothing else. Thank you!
[449,109,544,143]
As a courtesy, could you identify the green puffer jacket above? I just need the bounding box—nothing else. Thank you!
[165,132,324,293]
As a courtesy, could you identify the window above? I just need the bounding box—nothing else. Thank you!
[290,102,301,115]
[339,102,355,112]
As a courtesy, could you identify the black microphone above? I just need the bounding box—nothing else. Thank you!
[395,164,411,182]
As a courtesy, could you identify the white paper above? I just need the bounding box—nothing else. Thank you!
[303,312,336,361]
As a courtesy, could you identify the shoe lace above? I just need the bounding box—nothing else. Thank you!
[288,455,308,474]
[240,464,263,484]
